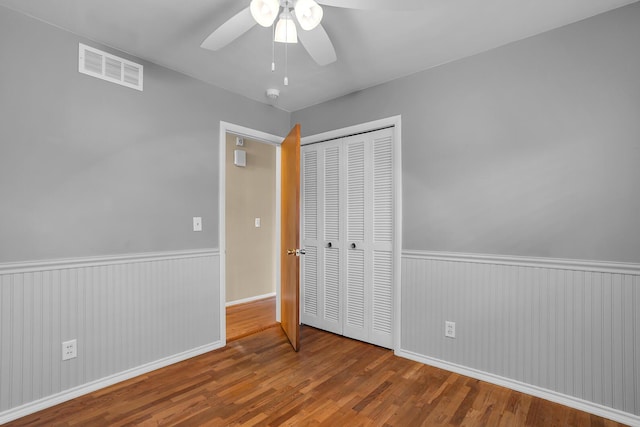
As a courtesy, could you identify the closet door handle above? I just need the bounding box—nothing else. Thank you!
[350,243,356,249]
[326,242,332,248]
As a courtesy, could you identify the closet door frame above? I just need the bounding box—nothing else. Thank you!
[300,116,402,352]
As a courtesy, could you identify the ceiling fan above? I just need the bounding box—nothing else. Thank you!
[200,0,426,67]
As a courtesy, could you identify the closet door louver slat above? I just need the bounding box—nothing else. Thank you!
[373,135,394,244]
[372,251,393,336]
[324,147,340,242]
[301,150,319,322]
[303,151,318,241]
[324,248,340,323]
[346,141,365,243]
[303,247,318,317]
[346,250,365,330]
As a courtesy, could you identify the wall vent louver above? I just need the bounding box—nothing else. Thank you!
[78,43,143,91]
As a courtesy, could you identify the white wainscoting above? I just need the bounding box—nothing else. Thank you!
[0,249,221,424]
[399,250,640,426]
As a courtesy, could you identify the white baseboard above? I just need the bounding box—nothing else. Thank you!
[0,341,224,425]
[395,349,640,427]
[226,292,276,307]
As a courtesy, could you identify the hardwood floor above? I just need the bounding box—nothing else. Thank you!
[7,299,627,426]
[226,296,277,342]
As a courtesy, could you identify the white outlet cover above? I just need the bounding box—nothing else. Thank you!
[445,321,456,338]
[62,339,77,360]
[193,217,202,232]
[255,217,261,228]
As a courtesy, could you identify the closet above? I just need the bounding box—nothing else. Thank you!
[300,127,394,349]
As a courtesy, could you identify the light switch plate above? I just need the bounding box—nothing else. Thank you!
[193,217,202,232]
[255,217,261,228]
[234,149,246,167]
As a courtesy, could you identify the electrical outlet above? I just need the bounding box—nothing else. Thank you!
[62,339,77,361]
[445,321,456,339]
[193,217,202,232]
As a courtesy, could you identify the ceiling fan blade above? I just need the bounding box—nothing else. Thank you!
[316,0,426,10]
[297,22,337,66]
[201,7,257,51]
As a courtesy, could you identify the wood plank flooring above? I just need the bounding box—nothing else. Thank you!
[226,296,277,342]
[7,298,627,426]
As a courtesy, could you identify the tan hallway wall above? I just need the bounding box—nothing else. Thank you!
[225,133,277,303]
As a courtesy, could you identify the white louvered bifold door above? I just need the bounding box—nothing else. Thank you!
[300,141,343,334]
[370,129,394,348]
[301,147,320,327]
[300,127,394,349]
[321,142,343,334]
[342,128,394,348]
[343,135,368,343]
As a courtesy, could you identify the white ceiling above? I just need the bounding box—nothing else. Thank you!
[1,0,636,112]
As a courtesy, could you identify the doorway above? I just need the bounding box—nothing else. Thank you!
[218,122,283,344]
[224,133,277,305]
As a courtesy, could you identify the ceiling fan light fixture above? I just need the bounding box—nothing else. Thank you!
[274,10,298,43]
[250,0,280,27]
[294,0,323,31]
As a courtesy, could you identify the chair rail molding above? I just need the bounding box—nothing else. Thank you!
[402,250,640,275]
[0,248,219,274]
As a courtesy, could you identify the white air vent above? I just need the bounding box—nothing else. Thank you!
[78,43,143,91]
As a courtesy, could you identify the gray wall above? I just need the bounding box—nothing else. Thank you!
[292,2,640,264]
[0,5,290,263]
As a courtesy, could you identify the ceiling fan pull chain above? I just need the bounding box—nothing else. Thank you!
[284,50,288,85]
[271,22,276,71]
[284,18,289,85]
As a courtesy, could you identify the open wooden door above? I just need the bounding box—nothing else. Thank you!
[281,124,301,351]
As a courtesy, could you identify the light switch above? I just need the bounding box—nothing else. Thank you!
[193,217,202,232]
[255,217,261,228]
[234,149,246,167]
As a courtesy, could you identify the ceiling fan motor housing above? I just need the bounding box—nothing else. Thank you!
[266,88,280,100]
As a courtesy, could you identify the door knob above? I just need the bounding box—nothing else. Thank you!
[287,249,306,256]
[350,243,356,249]
[326,242,332,248]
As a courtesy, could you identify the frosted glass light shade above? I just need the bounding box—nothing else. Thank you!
[250,0,279,27]
[294,0,323,31]
[274,11,298,43]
